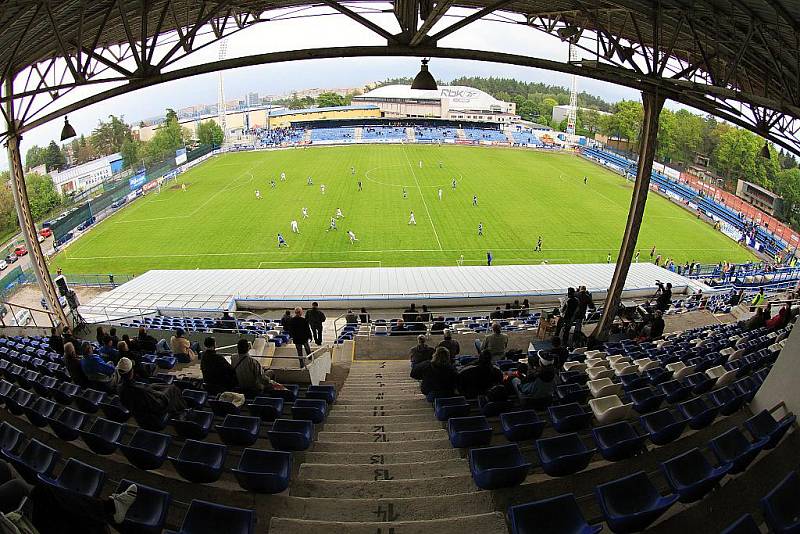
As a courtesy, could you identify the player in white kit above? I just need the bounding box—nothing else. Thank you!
[320,184,326,195]
[408,211,416,225]
[280,172,286,181]
[255,190,261,199]
[327,217,337,231]
[348,230,358,244]
[336,208,344,218]
[291,220,299,233]
[302,207,309,219]
[438,188,442,200]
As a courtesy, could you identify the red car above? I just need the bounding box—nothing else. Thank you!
[13,246,27,257]
[38,228,52,238]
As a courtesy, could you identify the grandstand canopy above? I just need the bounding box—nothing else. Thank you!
[1,1,800,154]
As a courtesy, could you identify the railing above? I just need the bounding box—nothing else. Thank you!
[0,301,59,329]
[58,272,137,288]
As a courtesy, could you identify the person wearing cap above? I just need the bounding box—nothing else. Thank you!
[200,337,238,395]
[436,329,460,361]
[170,328,199,363]
[117,357,187,430]
[409,334,435,367]
[510,350,556,401]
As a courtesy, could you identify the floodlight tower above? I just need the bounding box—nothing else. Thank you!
[566,42,579,139]
[217,38,228,145]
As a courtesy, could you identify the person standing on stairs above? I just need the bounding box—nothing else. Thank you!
[287,307,313,368]
[305,302,326,346]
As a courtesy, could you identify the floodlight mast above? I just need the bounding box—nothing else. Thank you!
[217,39,228,146]
[566,42,578,139]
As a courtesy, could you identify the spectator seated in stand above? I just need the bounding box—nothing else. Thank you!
[410,347,458,397]
[475,322,509,359]
[231,339,285,395]
[98,336,120,365]
[390,319,411,336]
[437,329,460,361]
[345,309,359,324]
[170,328,199,363]
[117,357,187,430]
[430,316,448,334]
[510,350,555,402]
[201,337,238,395]
[409,335,435,368]
[457,350,504,398]
[79,341,120,391]
[134,326,157,354]
[64,341,88,387]
[215,312,237,331]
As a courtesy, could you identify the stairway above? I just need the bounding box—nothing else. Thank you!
[354,127,363,141]
[304,129,312,142]
[456,128,466,140]
[269,360,506,533]
[504,130,515,143]
[406,127,416,142]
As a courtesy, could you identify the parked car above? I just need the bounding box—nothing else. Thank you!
[0,261,8,271]
[5,255,17,264]
[38,228,52,238]
[14,246,27,257]
[37,234,44,243]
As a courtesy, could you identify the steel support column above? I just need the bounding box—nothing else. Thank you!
[3,78,68,328]
[592,90,665,340]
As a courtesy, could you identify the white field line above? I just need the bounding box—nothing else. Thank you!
[257,260,382,267]
[401,146,443,251]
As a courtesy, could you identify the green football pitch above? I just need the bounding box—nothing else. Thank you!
[50,144,756,274]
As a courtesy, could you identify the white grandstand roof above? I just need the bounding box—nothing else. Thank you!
[356,85,508,111]
[80,263,711,319]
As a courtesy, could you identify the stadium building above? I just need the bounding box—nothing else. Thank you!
[49,152,124,195]
[353,84,518,124]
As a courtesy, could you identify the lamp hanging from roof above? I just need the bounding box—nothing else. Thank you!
[411,59,438,91]
[60,116,76,141]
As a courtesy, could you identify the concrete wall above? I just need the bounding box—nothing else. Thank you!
[752,324,800,415]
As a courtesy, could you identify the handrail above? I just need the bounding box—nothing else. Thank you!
[0,300,59,330]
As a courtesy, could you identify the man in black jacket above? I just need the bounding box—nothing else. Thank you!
[135,326,157,354]
[305,302,326,345]
[288,307,313,368]
[655,282,672,312]
[117,358,187,430]
[200,337,238,394]
[558,287,580,347]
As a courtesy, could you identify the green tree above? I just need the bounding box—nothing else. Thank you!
[24,173,62,220]
[91,115,132,155]
[578,109,602,136]
[316,92,347,108]
[44,141,66,172]
[120,139,143,170]
[601,100,643,147]
[24,145,48,170]
[711,128,779,188]
[774,167,800,228]
[196,120,224,147]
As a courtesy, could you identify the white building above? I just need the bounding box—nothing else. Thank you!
[551,105,611,126]
[50,153,124,194]
[352,85,517,124]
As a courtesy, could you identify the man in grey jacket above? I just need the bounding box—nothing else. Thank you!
[305,302,326,345]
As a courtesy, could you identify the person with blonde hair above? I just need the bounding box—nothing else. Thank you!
[411,347,458,397]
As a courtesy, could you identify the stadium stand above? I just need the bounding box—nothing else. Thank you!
[414,126,458,141]
[310,128,355,142]
[463,128,508,142]
[361,126,407,141]
[511,130,544,146]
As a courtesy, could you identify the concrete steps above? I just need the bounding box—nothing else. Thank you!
[291,474,478,498]
[298,458,468,480]
[316,429,448,442]
[311,438,452,453]
[321,421,443,432]
[269,513,507,534]
[301,449,461,464]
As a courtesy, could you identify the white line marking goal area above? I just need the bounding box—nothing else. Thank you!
[257,260,382,268]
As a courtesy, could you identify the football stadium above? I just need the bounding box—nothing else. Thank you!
[1,2,800,534]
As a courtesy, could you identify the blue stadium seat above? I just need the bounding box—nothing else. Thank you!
[547,403,592,433]
[232,448,292,493]
[508,493,602,534]
[743,409,796,449]
[678,397,718,429]
[0,379,15,403]
[171,410,214,440]
[447,416,492,448]
[0,422,23,454]
[116,479,171,534]
[594,471,679,533]
[79,417,124,455]
[733,377,758,403]
[592,421,646,461]
[216,415,261,447]
[629,387,665,414]
[434,396,470,421]
[2,438,59,483]
[38,458,106,497]
[720,514,761,534]
[709,427,768,474]
[469,443,531,489]
[500,410,545,442]
[169,440,227,483]
[99,396,132,422]
[32,375,57,397]
[536,433,595,476]
[119,429,172,470]
[266,384,300,402]
[74,388,107,413]
[52,382,80,404]
[268,419,314,451]
[5,388,33,415]
[760,471,800,534]
[47,406,86,441]
[555,383,589,405]
[248,397,284,421]
[478,395,514,416]
[685,372,714,394]
[639,409,687,445]
[17,370,38,389]
[619,373,648,392]
[291,399,328,424]
[182,389,208,409]
[165,499,254,534]
[659,380,692,403]
[708,387,744,415]
[659,447,731,503]
[208,398,241,417]
[155,356,176,369]
[305,385,336,403]
[645,367,670,386]
[22,396,56,427]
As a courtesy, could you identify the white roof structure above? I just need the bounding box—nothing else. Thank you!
[356,85,512,112]
[80,263,712,319]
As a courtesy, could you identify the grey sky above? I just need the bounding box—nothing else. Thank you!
[2,10,648,171]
